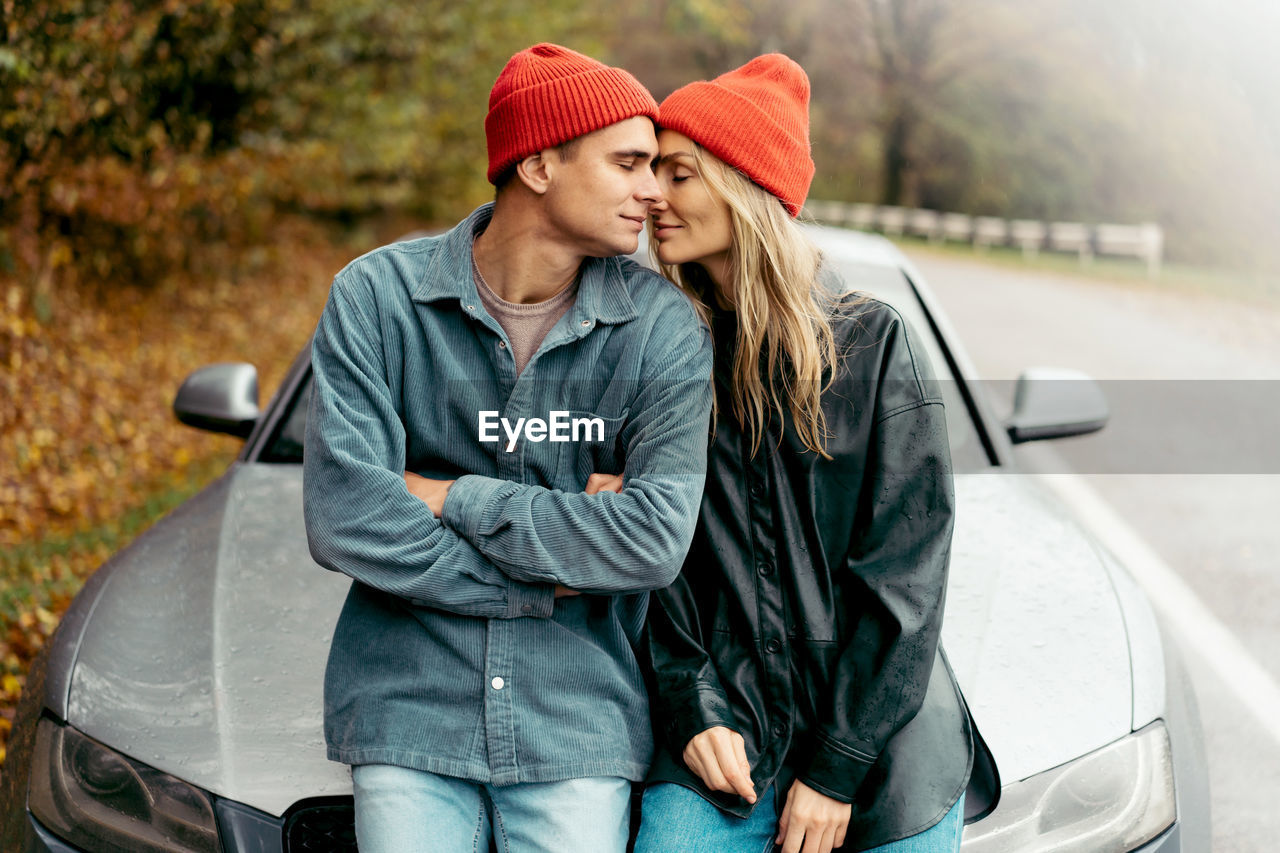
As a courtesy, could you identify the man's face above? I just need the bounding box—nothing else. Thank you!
[540,116,662,258]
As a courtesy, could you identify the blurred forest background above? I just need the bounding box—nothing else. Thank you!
[1,0,1278,760]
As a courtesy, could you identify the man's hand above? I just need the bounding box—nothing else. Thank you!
[682,726,757,804]
[403,471,455,518]
[775,779,852,853]
[585,472,624,495]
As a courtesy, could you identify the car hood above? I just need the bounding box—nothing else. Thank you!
[61,465,1133,816]
[63,463,350,817]
[942,472,1134,783]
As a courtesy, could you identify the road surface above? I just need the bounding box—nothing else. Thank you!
[902,248,1280,852]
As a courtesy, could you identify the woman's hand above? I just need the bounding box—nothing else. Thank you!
[682,726,757,803]
[775,780,851,853]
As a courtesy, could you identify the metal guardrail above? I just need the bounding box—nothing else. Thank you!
[803,201,1164,278]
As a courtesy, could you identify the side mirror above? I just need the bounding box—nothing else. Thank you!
[1005,367,1109,444]
[173,363,260,438]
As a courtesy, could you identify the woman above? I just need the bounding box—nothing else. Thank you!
[631,55,974,853]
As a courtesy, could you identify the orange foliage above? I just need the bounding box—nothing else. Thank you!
[0,215,370,766]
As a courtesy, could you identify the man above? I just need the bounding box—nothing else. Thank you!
[302,43,712,852]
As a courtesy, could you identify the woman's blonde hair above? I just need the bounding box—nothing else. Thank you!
[656,144,849,459]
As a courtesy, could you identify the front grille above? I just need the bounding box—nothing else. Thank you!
[283,798,357,852]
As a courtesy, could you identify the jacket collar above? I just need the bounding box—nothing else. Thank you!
[412,203,639,328]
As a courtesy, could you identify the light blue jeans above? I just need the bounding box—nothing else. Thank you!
[634,783,964,853]
[351,764,631,853]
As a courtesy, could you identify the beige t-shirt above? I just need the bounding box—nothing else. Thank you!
[474,266,579,376]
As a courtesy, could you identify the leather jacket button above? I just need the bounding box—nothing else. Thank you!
[771,720,788,737]
[757,560,774,578]
[765,638,782,654]
[749,482,764,498]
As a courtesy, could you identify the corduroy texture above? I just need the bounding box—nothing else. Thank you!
[659,54,815,216]
[305,204,714,786]
[486,43,660,184]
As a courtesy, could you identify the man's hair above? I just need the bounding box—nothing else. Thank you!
[494,138,581,195]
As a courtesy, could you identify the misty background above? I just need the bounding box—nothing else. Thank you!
[3,0,1279,289]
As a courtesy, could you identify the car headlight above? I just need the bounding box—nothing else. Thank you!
[28,717,219,853]
[962,721,1176,852]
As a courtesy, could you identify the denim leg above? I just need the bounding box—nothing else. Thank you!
[634,783,778,853]
[487,776,632,853]
[854,793,965,853]
[351,764,491,853]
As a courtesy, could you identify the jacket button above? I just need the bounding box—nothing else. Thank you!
[521,604,532,614]
[749,482,763,498]
[771,720,788,737]
[765,638,782,654]
[757,560,774,578]
[491,677,505,690]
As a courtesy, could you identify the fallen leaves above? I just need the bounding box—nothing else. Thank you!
[0,213,380,768]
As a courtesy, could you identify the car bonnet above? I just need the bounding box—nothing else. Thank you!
[60,463,350,818]
[943,472,1137,784]
[56,464,1142,815]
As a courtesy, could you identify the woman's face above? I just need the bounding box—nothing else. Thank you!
[651,130,733,284]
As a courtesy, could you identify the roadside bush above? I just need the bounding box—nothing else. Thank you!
[0,0,284,286]
[0,0,599,292]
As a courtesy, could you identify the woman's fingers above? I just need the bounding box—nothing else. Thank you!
[691,740,731,792]
[801,825,836,853]
[682,735,718,790]
[777,781,851,853]
[712,731,756,802]
[779,816,804,853]
[682,727,755,801]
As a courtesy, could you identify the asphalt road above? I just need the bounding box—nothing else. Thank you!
[900,248,1280,853]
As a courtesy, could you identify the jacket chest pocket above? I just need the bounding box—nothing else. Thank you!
[558,410,628,489]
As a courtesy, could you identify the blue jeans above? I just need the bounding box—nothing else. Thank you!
[634,782,964,853]
[351,764,631,853]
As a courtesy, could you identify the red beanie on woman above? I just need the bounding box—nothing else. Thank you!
[486,43,660,185]
[659,54,815,216]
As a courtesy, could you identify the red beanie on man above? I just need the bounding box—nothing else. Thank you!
[485,43,660,185]
[659,54,815,216]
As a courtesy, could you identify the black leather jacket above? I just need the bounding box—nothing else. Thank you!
[644,293,974,847]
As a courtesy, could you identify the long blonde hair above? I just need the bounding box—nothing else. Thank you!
[656,145,844,459]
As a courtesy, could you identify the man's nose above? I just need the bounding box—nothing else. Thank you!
[637,166,662,205]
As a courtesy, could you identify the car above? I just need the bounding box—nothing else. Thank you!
[0,223,1210,852]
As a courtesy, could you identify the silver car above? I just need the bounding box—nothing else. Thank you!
[0,225,1209,852]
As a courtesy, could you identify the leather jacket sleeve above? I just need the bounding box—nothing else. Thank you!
[799,315,956,804]
[644,568,739,758]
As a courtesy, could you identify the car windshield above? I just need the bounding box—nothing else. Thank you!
[259,263,991,473]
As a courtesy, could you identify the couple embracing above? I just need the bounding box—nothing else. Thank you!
[303,42,972,853]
